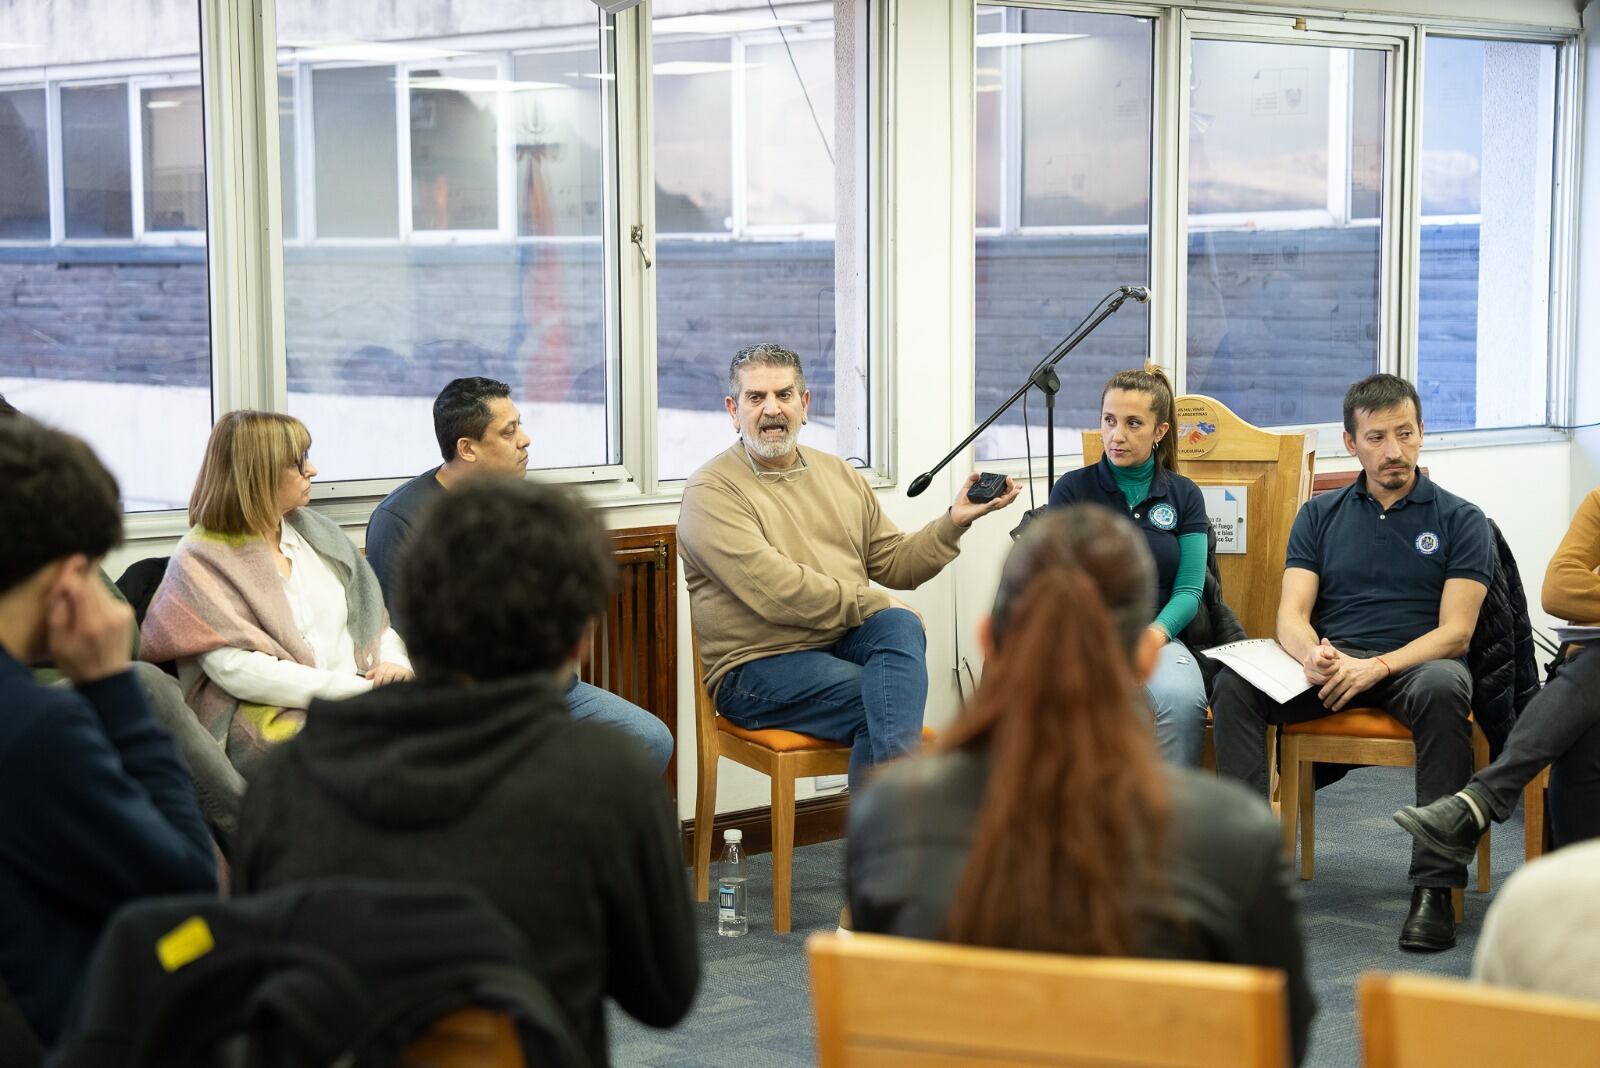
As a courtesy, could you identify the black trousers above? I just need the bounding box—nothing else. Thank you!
[1212,652,1473,887]
[1473,645,1600,848]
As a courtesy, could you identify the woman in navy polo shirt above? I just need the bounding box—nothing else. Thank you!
[1048,367,1211,765]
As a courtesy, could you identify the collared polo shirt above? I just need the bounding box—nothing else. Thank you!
[1285,469,1493,652]
[1049,455,1209,610]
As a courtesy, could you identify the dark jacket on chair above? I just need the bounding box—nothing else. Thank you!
[49,879,585,1068]
[847,752,1315,1066]
[1468,519,1540,758]
[1181,526,1248,692]
[234,673,699,1068]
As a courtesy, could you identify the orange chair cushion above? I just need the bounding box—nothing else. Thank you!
[1282,708,1411,740]
[715,718,936,753]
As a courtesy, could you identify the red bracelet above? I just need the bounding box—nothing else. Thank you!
[1375,655,1393,677]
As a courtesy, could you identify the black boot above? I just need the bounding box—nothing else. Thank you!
[1398,886,1456,952]
[1394,794,1486,867]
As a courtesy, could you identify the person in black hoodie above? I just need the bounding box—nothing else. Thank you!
[0,418,216,1050]
[234,480,698,1067]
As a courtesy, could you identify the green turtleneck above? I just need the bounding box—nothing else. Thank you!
[1109,452,1157,510]
[1106,451,1206,640]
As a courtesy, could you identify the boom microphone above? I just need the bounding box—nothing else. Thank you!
[1119,285,1151,303]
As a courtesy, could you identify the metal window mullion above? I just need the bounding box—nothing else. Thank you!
[618,3,656,491]
[128,83,148,241]
[1164,10,1191,395]
[731,34,749,236]
[397,65,414,240]
[1546,37,1582,430]
[1390,28,1421,386]
[199,0,286,417]
[46,82,64,244]
[496,52,515,241]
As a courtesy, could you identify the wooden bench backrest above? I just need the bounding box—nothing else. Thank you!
[1360,971,1600,1068]
[808,932,1290,1068]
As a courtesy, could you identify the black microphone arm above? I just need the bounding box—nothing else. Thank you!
[906,284,1148,498]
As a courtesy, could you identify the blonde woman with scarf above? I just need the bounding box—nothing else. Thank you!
[142,412,411,777]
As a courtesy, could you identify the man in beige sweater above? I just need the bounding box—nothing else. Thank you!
[678,344,1019,792]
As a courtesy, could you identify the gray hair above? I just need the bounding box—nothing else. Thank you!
[727,343,806,398]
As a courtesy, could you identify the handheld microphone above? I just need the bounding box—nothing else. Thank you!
[1120,285,1151,304]
[906,471,934,498]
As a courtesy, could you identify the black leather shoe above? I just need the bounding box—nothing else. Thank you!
[1394,794,1485,867]
[1398,886,1456,952]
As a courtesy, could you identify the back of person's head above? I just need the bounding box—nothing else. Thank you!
[0,417,123,596]
[397,479,615,682]
[189,411,311,536]
[1101,365,1177,470]
[433,377,512,462]
[941,504,1171,957]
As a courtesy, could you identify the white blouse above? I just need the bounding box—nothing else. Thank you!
[185,522,410,708]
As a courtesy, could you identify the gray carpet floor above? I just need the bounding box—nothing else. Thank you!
[609,766,1527,1067]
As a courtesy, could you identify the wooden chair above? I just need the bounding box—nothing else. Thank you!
[690,642,851,935]
[401,1007,526,1068]
[808,932,1291,1068]
[1271,710,1492,921]
[1525,765,1552,861]
[1359,971,1600,1068]
[1084,393,1316,642]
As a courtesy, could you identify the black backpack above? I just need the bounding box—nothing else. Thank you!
[49,878,584,1068]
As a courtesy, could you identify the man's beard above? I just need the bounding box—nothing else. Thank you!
[744,420,797,460]
[1376,464,1412,488]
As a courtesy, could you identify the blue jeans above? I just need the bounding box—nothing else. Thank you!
[714,608,927,793]
[566,679,674,773]
[1145,639,1208,767]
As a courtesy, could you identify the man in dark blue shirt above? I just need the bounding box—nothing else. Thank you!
[1212,375,1493,954]
[0,418,216,1047]
[365,377,673,772]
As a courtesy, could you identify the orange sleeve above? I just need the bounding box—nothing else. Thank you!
[1542,489,1600,624]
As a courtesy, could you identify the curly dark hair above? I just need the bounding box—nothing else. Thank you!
[0,416,123,595]
[433,377,512,462]
[396,479,615,680]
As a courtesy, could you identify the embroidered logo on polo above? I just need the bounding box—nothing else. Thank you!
[1415,531,1441,555]
[1149,503,1178,530]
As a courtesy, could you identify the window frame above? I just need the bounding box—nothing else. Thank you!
[966,2,1578,473]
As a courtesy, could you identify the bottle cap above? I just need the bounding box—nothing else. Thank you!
[724,829,743,842]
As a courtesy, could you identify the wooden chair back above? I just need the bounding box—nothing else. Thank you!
[1083,394,1315,639]
[808,932,1291,1068]
[1359,971,1600,1068]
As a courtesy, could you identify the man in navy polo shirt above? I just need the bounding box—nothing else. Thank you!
[1212,374,1493,953]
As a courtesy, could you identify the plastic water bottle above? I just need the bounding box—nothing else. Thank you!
[717,829,748,937]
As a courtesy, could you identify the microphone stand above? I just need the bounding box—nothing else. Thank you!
[907,286,1144,498]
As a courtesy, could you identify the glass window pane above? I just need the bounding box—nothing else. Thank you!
[653,2,866,481]
[312,65,398,239]
[974,7,1153,461]
[746,34,834,228]
[1185,39,1387,428]
[653,38,733,233]
[278,2,617,480]
[409,65,499,231]
[974,7,1004,230]
[0,88,49,240]
[279,73,297,238]
[62,83,132,239]
[142,85,206,231]
[1418,37,1556,431]
[1,12,212,512]
[514,49,605,237]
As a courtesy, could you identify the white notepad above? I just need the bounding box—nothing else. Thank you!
[1204,638,1313,705]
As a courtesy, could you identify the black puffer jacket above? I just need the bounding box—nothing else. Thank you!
[1468,518,1541,758]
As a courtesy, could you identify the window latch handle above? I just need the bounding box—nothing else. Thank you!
[630,224,653,269]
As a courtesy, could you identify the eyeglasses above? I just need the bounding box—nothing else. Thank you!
[294,454,311,477]
[747,448,808,484]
